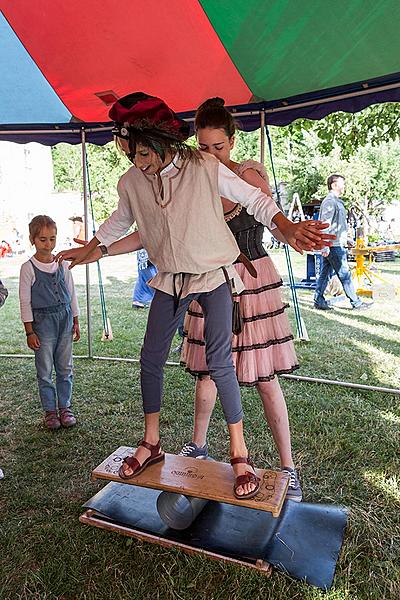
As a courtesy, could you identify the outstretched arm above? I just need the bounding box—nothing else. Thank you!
[56,235,101,268]
[218,163,335,253]
[57,231,143,266]
[108,230,143,255]
[239,167,287,244]
[57,177,137,267]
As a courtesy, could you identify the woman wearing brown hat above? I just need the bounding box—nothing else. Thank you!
[59,91,333,499]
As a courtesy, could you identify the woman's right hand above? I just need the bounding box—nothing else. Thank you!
[56,238,101,267]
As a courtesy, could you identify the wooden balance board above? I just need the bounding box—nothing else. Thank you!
[91,446,289,517]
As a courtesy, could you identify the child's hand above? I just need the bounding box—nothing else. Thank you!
[26,332,40,350]
[72,322,81,342]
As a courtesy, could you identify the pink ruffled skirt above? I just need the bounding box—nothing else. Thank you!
[181,255,299,386]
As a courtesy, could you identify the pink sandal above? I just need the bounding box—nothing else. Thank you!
[59,408,77,428]
[119,440,165,480]
[44,411,61,430]
[230,457,261,500]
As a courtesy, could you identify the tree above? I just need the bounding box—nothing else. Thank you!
[286,103,400,159]
[339,142,400,236]
[52,143,129,222]
[52,104,400,238]
[282,129,400,237]
[231,130,260,163]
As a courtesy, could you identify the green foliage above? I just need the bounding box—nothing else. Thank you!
[231,130,260,163]
[339,142,400,224]
[286,103,400,160]
[282,133,400,207]
[368,233,380,243]
[52,142,130,222]
[265,123,400,235]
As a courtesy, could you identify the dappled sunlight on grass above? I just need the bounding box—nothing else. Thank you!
[350,338,400,389]
[363,470,400,504]
[378,410,400,425]
[300,303,398,343]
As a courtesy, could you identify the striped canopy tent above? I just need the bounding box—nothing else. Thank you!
[1,0,400,144]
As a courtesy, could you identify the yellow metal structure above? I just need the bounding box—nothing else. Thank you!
[349,239,400,297]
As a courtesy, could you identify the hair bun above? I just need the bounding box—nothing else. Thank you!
[197,97,225,112]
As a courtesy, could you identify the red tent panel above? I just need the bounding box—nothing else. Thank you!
[2,0,252,120]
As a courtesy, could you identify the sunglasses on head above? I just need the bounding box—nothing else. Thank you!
[112,124,130,139]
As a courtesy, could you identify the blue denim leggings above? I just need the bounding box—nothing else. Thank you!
[140,283,243,424]
[33,305,73,412]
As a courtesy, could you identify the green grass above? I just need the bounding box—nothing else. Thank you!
[0,251,399,599]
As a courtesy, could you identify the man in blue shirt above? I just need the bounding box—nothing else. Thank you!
[314,174,370,311]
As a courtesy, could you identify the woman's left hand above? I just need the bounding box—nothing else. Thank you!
[282,220,335,254]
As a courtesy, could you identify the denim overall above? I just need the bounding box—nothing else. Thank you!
[30,261,73,412]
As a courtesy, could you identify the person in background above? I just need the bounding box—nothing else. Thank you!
[132,248,157,308]
[132,248,185,353]
[69,216,85,241]
[0,277,8,479]
[19,215,80,430]
[0,240,12,258]
[314,174,371,311]
[0,278,8,308]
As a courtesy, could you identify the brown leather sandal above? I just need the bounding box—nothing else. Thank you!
[119,440,165,480]
[230,456,261,500]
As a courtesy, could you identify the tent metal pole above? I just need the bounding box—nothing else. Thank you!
[1,354,399,395]
[84,356,400,396]
[81,128,93,358]
[260,110,265,163]
[263,122,307,340]
[280,373,400,395]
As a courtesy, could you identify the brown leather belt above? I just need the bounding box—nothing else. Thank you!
[236,252,258,278]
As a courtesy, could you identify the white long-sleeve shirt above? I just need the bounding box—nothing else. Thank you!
[96,154,281,298]
[97,159,279,248]
[19,256,79,323]
[218,162,280,230]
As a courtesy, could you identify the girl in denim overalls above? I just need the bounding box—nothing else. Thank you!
[19,215,80,430]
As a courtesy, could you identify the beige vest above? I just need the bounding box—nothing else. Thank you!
[119,152,240,275]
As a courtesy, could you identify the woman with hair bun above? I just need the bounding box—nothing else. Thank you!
[180,97,302,501]
[58,92,332,500]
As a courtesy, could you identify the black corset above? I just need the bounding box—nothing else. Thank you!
[227,209,268,262]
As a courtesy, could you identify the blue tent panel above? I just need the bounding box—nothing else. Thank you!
[0,13,71,125]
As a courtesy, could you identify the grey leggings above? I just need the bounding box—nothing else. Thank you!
[140,283,243,424]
